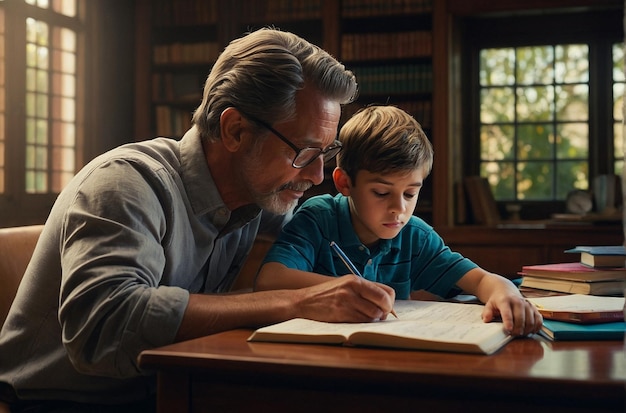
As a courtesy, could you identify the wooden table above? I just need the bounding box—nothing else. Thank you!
[139,329,625,412]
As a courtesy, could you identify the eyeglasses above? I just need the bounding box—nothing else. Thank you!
[239,110,342,169]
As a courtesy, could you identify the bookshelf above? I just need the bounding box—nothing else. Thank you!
[147,1,220,138]
[134,0,435,221]
[338,1,434,218]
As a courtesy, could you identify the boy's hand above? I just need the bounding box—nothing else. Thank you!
[482,294,543,336]
[295,274,396,322]
[457,268,543,336]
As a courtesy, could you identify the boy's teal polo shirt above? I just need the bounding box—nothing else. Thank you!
[263,194,477,299]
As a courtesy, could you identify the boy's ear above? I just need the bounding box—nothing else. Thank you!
[333,167,352,196]
[219,108,243,152]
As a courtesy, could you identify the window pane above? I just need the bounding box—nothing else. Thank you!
[517,123,553,160]
[0,7,4,193]
[25,92,35,116]
[52,0,77,18]
[50,26,76,189]
[479,42,590,202]
[516,46,553,85]
[555,44,588,83]
[480,87,515,123]
[557,160,588,197]
[24,17,79,194]
[25,0,49,8]
[480,124,514,160]
[556,84,588,121]
[480,48,515,86]
[55,27,75,52]
[52,72,75,97]
[27,0,78,18]
[557,122,588,159]
[481,161,515,200]
[52,121,74,146]
[516,86,554,121]
[517,161,554,200]
[613,43,625,82]
[613,122,622,165]
[613,43,624,173]
[25,19,50,194]
[614,83,624,122]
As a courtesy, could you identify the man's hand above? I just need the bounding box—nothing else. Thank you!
[294,275,396,322]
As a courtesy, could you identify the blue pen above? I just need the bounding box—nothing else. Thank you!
[330,241,398,318]
[330,241,362,277]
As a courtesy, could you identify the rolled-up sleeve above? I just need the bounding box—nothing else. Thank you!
[59,158,189,378]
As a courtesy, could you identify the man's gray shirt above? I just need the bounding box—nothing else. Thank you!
[0,127,282,403]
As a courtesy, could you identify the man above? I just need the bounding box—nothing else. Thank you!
[0,28,396,411]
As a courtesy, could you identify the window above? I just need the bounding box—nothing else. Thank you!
[479,44,591,200]
[0,0,84,224]
[613,43,624,175]
[465,10,622,217]
[0,5,5,194]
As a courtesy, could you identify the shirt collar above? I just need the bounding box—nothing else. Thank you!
[179,126,225,216]
[179,126,261,228]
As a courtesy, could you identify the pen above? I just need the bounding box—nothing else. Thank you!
[330,241,398,319]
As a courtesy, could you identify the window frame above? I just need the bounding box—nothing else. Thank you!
[0,0,85,225]
[461,9,622,219]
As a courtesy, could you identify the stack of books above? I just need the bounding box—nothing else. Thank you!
[521,246,626,340]
[519,246,626,296]
[526,294,625,340]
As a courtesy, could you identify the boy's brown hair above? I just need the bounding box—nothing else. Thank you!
[336,105,433,184]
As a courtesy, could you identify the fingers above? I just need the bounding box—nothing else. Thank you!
[360,279,396,316]
[299,275,396,323]
[489,296,543,337]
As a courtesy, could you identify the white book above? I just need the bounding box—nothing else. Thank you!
[248,300,513,355]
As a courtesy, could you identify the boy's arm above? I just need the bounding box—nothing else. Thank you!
[255,262,336,291]
[456,268,542,336]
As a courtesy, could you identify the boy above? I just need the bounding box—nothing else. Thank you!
[255,105,542,336]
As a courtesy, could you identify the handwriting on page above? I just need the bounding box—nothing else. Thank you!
[392,300,485,323]
[357,319,505,342]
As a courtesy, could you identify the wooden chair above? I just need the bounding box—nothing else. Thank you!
[0,225,44,327]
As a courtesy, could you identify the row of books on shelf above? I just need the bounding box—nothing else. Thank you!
[240,0,322,21]
[153,0,433,28]
[519,245,625,341]
[152,0,218,27]
[152,72,205,102]
[343,100,432,130]
[155,106,193,138]
[155,100,432,140]
[352,63,432,95]
[341,31,432,61]
[341,0,432,17]
[153,42,220,65]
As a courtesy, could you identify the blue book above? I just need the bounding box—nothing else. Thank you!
[565,245,626,268]
[540,319,626,341]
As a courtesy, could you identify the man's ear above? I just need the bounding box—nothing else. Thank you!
[219,107,243,153]
[333,167,352,196]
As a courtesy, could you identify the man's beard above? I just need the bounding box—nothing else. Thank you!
[240,147,313,215]
[255,181,313,214]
